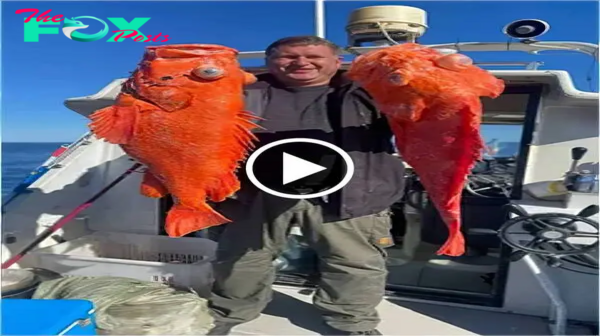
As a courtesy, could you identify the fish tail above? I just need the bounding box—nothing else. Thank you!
[164,202,231,237]
[435,220,466,257]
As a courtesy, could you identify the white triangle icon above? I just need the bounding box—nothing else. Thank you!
[282,152,327,185]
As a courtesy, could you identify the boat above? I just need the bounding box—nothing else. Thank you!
[2,138,90,212]
[2,4,598,335]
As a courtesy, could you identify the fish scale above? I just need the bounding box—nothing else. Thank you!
[88,44,260,238]
[347,43,505,257]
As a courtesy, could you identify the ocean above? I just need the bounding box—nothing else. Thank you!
[2,142,68,197]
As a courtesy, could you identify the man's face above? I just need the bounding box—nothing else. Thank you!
[266,44,342,87]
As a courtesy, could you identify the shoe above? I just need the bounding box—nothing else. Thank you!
[206,321,238,335]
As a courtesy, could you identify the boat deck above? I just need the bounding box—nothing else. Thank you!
[231,286,594,335]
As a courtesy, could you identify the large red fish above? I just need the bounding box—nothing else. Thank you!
[346,43,505,256]
[88,44,260,237]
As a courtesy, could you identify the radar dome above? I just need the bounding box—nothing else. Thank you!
[346,5,428,47]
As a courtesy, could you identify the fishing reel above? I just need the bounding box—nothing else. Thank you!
[470,204,599,270]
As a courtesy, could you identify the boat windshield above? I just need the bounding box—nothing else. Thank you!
[481,124,522,159]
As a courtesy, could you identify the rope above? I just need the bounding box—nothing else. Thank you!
[33,275,215,335]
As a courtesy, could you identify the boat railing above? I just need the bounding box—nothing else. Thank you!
[1,132,94,211]
[474,61,544,70]
[237,41,599,63]
[242,60,545,74]
[47,131,94,169]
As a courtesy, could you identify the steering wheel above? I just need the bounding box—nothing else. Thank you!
[465,158,515,198]
[465,175,513,198]
[471,204,599,269]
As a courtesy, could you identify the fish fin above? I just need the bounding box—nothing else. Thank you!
[164,203,231,237]
[234,110,262,145]
[234,126,258,146]
[88,105,139,144]
[239,110,265,121]
[436,223,466,257]
[206,172,240,202]
[243,72,257,85]
[237,110,265,134]
[138,87,193,112]
[140,172,169,198]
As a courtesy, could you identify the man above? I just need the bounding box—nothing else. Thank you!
[207,36,406,335]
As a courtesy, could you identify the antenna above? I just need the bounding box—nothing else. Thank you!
[315,0,325,38]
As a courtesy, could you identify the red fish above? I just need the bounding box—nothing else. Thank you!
[88,44,260,237]
[346,43,505,256]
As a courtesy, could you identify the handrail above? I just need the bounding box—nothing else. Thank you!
[48,131,93,168]
[475,61,543,70]
[426,41,598,60]
[1,132,94,211]
[243,61,544,72]
[237,41,599,61]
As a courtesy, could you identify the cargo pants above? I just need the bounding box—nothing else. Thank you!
[208,192,394,332]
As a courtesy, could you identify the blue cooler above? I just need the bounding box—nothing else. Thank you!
[2,299,97,335]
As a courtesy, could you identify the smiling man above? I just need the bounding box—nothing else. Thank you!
[266,37,341,87]
[206,36,407,335]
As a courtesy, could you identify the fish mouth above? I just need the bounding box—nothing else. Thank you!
[120,74,221,110]
[147,44,235,52]
[145,44,239,59]
[121,80,162,108]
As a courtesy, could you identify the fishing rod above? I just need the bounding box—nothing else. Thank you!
[1,162,143,269]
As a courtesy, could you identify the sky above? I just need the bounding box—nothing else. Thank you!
[2,1,598,143]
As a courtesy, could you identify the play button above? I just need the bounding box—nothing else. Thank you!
[245,138,355,199]
[282,152,326,185]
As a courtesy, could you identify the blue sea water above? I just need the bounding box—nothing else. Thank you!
[2,142,68,197]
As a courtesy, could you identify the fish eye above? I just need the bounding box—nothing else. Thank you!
[388,73,408,86]
[434,54,473,71]
[192,67,224,80]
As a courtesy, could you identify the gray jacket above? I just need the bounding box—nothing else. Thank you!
[237,70,407,219]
